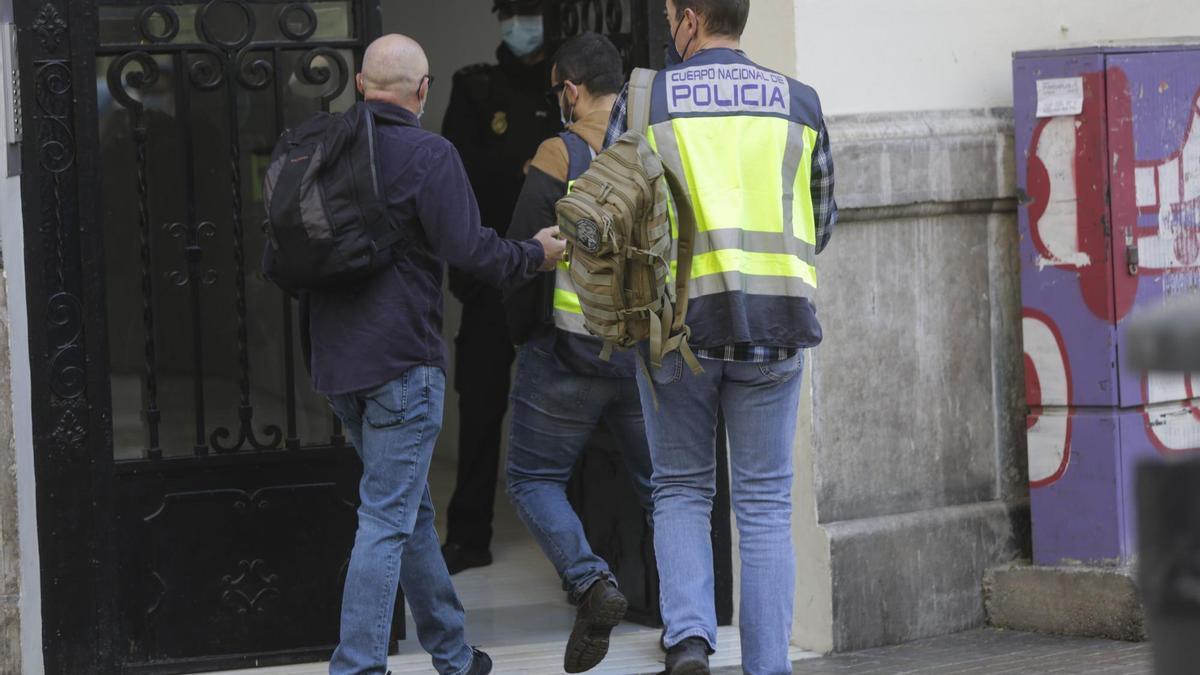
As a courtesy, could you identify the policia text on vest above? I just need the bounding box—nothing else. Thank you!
[644,51,824,349]
[666,64,790,114]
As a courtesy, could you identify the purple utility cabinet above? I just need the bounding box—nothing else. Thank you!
[1014,44,1200,566]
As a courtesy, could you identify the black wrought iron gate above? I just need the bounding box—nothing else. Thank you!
[14,1,390,672]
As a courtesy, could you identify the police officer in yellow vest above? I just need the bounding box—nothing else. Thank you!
[629,2,838,673]
[503,33,656,674]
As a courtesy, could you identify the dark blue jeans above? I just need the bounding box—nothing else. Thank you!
[327,366,475,675]
[506,344,654,600]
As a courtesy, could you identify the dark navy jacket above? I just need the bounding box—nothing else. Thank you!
[289,102,544,395]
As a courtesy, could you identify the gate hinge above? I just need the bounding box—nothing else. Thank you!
[1125,233,1139,276]
[1,21,20,177]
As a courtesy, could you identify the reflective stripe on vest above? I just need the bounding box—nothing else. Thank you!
[648,106,819,299]
[553,133,596,336]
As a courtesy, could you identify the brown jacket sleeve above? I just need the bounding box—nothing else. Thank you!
[529,136,569,183]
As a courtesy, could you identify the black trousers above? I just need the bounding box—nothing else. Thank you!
[446,292,516,552]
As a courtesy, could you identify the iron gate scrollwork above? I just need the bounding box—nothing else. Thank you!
[16,0,114,671]
[545,0,669,72]
[99,1,358,461]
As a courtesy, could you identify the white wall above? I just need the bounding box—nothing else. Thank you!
[741,0,799,81]
[790,0,1200,115]
[0,61,45,675]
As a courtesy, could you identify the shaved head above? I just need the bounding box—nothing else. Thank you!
[358,34,429,108]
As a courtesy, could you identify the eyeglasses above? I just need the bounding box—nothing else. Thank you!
[419,74,435,94]
[546,80,568,108]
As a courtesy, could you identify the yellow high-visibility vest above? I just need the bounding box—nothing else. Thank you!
[551,133,597,337]
[647,57,820,301]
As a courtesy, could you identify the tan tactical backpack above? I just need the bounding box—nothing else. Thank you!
[555,68,703,378]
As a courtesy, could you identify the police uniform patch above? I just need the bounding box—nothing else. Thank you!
[666,64,791,116]
[575,218,601,253]
[491,111,509,135]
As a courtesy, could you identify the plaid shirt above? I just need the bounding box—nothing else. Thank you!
[695,343,798,363]
[603,83,630,148]
[605,84,835,363]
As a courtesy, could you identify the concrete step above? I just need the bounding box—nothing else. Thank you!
[204,626,819,675]
[984,562,1146,641]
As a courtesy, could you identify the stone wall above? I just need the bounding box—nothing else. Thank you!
[791,109,1031,652]
[0,272,20,674]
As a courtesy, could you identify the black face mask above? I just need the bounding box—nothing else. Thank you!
[665,17,693,66]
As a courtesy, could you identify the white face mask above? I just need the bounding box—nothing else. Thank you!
[500,15,544,58]
[558,87,574,127]
[416,77,429,120]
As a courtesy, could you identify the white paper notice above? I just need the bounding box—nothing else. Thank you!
[1036,77,1085,118]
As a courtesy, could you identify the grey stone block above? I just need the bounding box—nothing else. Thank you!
[0,279,19,675]
[986,214,1029,504]
[801,106,1029,653]
[0,598,18,675]
[984,563,1147,641]
[827,501,1029,652]
[813,213,1011,524]
[828,109,1015,211]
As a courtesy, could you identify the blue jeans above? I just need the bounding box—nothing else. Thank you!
[506,344,655,600]
[327,366,475,675]
[636,350,804,675]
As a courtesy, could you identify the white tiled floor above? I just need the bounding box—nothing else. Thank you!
[205,456,817,674]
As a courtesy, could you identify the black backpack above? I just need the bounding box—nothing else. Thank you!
[263,102,407,291]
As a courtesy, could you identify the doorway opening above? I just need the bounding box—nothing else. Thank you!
[382,0,668,654]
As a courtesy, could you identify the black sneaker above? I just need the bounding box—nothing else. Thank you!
[441,543,492,575]
[563,579,629,673]
[465,647,492,675]
[663,637,711,675]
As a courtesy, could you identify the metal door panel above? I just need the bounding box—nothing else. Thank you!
[1106,50,1200,408]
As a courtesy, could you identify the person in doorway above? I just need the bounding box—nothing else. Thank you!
[614,2,839,673]
[308,34,566,675]
[439,0,563,576]
[502,33,655,674]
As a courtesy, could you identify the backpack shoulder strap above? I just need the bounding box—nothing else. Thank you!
[627,68,657,134]
[663,164,703,375]
[359,105,406,250]
[558,131,595,183]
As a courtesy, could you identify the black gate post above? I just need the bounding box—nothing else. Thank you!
[14,0,117,672]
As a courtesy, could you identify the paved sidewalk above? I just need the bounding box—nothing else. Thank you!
[713,629,1152,674]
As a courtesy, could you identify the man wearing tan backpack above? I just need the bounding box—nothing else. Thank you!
[607,1,838,673]
[502,33,655,674]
